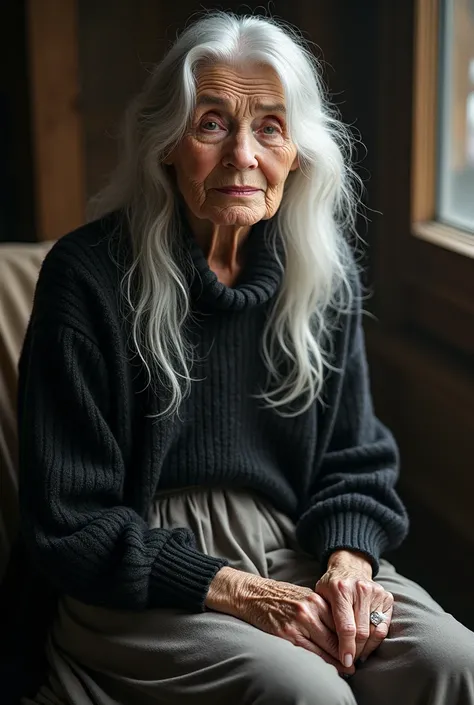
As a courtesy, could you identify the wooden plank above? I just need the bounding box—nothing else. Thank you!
[26,0,85,240]
[411,0,439,223]
[368,0,415,329]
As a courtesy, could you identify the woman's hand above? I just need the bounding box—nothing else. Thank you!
[315,550,393,669]
[205,566,355,676]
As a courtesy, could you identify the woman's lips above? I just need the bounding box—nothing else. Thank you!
[214,187,262,196]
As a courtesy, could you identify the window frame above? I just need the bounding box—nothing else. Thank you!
[411,0,474,257]
[368,0,474,363]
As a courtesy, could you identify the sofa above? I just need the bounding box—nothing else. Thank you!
[0,241,54,583]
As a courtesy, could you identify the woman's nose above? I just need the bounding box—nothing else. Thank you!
[222,130,258,170]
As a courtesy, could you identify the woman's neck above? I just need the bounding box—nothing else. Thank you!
[186,210,252,287]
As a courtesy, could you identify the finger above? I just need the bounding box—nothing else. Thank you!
[307,594,340,660]
[359,601,393,663]
[292,634,355,676]
[307,619,340,661]
[316,598,336,633]
[330,588,357,668]
[359,608,392,662]
[354,582,372,662]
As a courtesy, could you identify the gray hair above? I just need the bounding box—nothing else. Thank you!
[89,11,361,417]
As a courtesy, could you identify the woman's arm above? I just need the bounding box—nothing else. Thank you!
[295,277,409,576]
[17,277,227,613]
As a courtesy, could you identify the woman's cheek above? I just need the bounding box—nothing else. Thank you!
[264,154,292,188]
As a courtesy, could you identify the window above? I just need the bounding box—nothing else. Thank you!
[412,0,474,258]
[437,0,474,234]
[367,0,474,362]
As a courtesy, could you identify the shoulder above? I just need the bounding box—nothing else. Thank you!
[32,211,129,335]
[41,211,126,282]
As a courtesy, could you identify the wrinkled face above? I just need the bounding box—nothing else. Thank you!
[166,62,299,226]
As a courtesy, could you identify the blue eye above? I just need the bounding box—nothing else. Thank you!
[202,121,219,131]
[261,124,283,137]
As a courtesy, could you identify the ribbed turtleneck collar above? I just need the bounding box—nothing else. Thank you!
[181,218,284,312]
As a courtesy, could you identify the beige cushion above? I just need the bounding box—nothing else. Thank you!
[0,241,54,581]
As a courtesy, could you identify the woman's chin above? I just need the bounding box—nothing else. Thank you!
[205,205,266,227]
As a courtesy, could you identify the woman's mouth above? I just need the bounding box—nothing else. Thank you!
[214,187,262,196]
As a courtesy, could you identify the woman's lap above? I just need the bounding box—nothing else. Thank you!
[39,597,353,705]
[268,546,474,704]
[26,556,474,705]
[25,490,474,704]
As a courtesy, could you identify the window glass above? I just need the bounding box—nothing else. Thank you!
[437,0,474,233]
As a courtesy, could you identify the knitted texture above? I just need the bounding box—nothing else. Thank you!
[17,213,409,616]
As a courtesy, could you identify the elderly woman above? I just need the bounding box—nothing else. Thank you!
[6,11,474,705]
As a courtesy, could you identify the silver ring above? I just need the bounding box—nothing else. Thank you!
[370,610,387,627]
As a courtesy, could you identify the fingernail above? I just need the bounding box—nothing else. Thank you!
[344,654,353,668]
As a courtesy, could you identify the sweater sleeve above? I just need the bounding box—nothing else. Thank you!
[18,320,228,612]
[295,288,409,577]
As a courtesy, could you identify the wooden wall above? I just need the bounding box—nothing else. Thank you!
[27,0,85,240]
[78,0,171,197]
[365,1,474,543]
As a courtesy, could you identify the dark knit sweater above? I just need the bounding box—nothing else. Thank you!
[16,213,408,617]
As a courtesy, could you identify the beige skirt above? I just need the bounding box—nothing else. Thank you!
[24,487,474,705]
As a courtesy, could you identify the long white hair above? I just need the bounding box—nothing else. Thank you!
[89,11,361,417]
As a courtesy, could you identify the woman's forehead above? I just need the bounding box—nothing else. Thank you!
[194,63,286,108]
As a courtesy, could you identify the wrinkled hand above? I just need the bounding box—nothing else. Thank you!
[205,567,355,676]
[315,550,393,668]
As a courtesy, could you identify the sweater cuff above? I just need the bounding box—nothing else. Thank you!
[149,530,229,611]
[303,512,389,578]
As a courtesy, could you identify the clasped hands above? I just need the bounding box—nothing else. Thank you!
[315,549,393,674]
[206,549,393,677]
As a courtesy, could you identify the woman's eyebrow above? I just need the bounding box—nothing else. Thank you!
[196,95,229,108]
[196,95,286,115]
[254,101,286,115]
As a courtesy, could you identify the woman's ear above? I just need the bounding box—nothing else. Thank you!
[290,154,300,172]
